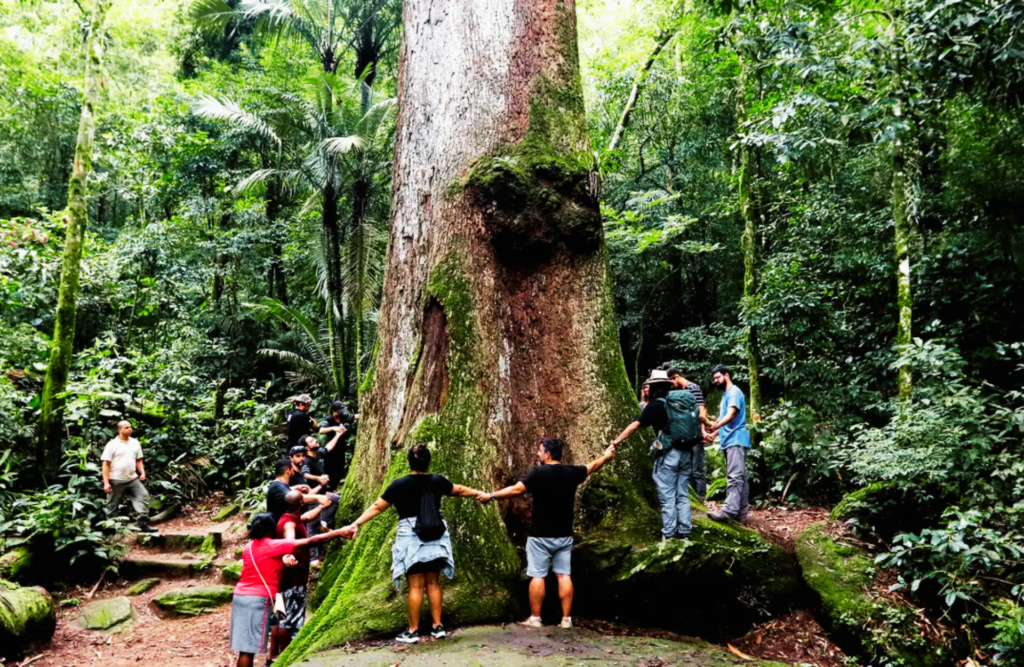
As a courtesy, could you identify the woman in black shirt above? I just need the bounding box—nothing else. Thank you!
[342,445,485,644]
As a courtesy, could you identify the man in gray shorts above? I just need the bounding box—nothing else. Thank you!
[478,438,616,628]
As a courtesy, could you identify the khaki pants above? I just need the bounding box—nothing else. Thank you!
[106,479,150,519]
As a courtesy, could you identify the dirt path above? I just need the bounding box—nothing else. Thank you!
[28,499,246,667]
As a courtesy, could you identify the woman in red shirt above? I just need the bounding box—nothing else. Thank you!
[231,512,350,667]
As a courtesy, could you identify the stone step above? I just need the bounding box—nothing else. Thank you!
[134,526,225,554]
[119,554,214,579]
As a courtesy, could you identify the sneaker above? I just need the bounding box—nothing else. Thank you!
[137,521,159,533]
[431,624,447,638]
[519,616,543,628]
[310,559,321,569]
[395,629,419,644]
[673,533,690,541]
[707,511,736,523]
[559,617,572,629]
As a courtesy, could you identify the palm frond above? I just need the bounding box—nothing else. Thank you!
[322,135,365,154]
[193,96,282,147]
[190,0,236,33]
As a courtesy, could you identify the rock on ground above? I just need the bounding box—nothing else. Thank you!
[796,522,951,666]
[0,579,56,656]
[151,584,234,615]
[125,578,161,596]
[573,519,802,640]
[0,546,34,583]
[294,624,787,666]
[79,595,133,631]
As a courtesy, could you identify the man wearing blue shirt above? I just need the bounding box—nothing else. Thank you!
[707,365,751,523]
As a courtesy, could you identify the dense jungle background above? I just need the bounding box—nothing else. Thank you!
[1,0,1023,662]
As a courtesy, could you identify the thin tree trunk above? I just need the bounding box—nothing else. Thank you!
[37,0,110,483]
[322,179,347,395]
[891,37,914,402]
[350,175,370,392]
[607,27,680,154]
[280,0,648,660]
[737,51,762,419]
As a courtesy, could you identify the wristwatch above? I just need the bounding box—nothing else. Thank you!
[489,493,495,502]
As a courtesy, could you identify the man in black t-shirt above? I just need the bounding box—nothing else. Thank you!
[319,401,358,487]
[479,437,616,629]
[285,394,317,450]
[266,457,331,522]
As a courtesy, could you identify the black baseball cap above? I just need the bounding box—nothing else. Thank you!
[289,446,306,457]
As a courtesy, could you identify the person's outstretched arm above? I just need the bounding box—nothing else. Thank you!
[294,527,350,547]
[476,481,527,504]
[340,498,390,539]
[450,484,485,498]
[586,445,617,475]
[609,420,641,448]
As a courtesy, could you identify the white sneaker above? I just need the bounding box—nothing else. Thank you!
[310,559,320,568]
[519,616,543,628]
[560,617,572,629]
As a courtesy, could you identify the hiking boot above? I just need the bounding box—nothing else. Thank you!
[137,520,159,533]
[673,533,691,541]
[395,629,419,644]
[707,510,735,523]
[559,617,573,629]
[519,616,543,628]
[431,624,447,638]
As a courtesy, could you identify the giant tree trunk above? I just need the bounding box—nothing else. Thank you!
[736,51,763,419]
[279,0,651,661]
[37,0,110,483]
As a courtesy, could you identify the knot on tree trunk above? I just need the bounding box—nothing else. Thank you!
[459,142,602,266]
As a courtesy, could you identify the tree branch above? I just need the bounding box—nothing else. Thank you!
[607,27,681,154]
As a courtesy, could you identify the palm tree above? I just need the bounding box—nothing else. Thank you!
[194,74,394,394]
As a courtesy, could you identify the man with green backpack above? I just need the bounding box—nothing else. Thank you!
[610,369,704,540]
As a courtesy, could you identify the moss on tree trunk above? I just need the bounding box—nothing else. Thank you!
[37,0,110,482]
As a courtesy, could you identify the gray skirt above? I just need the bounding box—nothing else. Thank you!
[230,594,274,655]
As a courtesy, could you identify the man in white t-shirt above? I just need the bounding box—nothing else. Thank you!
[101,421,157,533]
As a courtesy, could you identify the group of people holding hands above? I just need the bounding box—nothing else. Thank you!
[228,365,752,666]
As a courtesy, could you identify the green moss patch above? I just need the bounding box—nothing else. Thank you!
[220,560,242,583]
[125,578,161,595]
[79,595,132,631]
[0,546,34,584]
[212,504,240,521]
[151,585,233,616]
[796,523,951,666]
[0,580,56,655]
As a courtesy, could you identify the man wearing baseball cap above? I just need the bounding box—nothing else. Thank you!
[289,444,339,566]
[286,394,317,450]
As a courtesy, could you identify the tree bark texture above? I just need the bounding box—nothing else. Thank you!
[37,0,110,483]
[737,51,763,419]
[280,0,651,661]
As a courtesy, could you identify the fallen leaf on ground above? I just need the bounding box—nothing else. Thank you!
[727,643,756,661]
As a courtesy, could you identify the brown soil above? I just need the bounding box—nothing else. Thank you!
[729,609,848,667]
[25,497,245,667]
[743,504,830,553]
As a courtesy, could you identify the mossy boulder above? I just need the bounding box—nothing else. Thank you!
[0,579,56,655]
[151,585,233,616]
[796,523,951,666]
[220,560,242,583]
[79,595,133,631]
[0,546,34,584]
[831,482,946,541]
[125,578,161,596]
[572,518,801,640]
